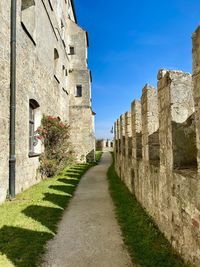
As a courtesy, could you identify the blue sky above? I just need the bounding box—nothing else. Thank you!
[75,0,200,139]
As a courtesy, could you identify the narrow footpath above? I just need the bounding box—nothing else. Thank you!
[41,152,133,267]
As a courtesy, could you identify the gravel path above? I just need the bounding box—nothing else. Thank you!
[41,152,133,267]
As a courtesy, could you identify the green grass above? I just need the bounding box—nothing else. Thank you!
[95,151,103,162]
[0,162,94,267]
[107,153,190,267]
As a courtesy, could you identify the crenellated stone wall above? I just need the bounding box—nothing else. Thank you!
[114,24,200,265]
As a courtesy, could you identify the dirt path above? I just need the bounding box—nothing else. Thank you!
[41,152,133,267]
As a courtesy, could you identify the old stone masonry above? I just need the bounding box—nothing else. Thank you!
[0,0,95,203]
[114,26,200,266]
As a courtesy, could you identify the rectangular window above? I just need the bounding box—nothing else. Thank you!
[29,105,34,153]
[76,85,82,97]
[69,46,75,55]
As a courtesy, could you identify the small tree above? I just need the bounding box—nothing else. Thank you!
[37,115,74,177]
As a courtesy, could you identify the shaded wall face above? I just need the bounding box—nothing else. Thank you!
[172,114,197,168]
[193,27,200,172]
[141,85,160,166]
[124,112,132,191]
[131,101,142,162]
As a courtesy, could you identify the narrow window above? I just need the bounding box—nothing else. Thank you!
[76,85,82,97]
[29,99,39,154]
[69,46,75,55]
[61,20,65,40]
[54,48,59,81]
[29,104,34,153]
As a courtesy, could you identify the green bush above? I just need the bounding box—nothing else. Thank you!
[37,115,74,177]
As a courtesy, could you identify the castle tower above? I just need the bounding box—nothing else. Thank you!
[67,19,95,162]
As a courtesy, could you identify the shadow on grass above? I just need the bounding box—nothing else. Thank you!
[22,205,63,233]
[58,178,79,184]
[49,185,76,194]
[43,193,72,209]
[108,153,190,267]
[69,166,89,171]
[0,163,94,267]
[0,226,53,267]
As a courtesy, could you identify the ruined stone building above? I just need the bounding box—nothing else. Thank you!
[0,0,95,203]
[114,25,200,266]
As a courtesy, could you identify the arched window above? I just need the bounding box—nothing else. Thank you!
[29,99,40,155]
[54,48,59,80]
[21,0,36,43]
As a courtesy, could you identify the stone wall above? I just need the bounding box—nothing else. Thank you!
[0,0,95,203]
[114,33,200,265]
[0,0,10,202]
[96,139,113,152]
[67,19,95,162]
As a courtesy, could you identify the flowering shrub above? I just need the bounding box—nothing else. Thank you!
[37,115,74,177]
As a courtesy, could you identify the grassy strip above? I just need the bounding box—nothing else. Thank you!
[95,151,103,162]
[0,162,95,267]
[107,153,190,267]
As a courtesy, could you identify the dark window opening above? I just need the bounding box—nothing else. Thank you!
[76,85,82,97]
[69,46,75,55]
[54,48,59,80]
[29,99,39,153]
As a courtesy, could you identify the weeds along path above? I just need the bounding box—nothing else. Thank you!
[41,152,132,267]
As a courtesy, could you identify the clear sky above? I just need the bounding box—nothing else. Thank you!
[74,0,200,140]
